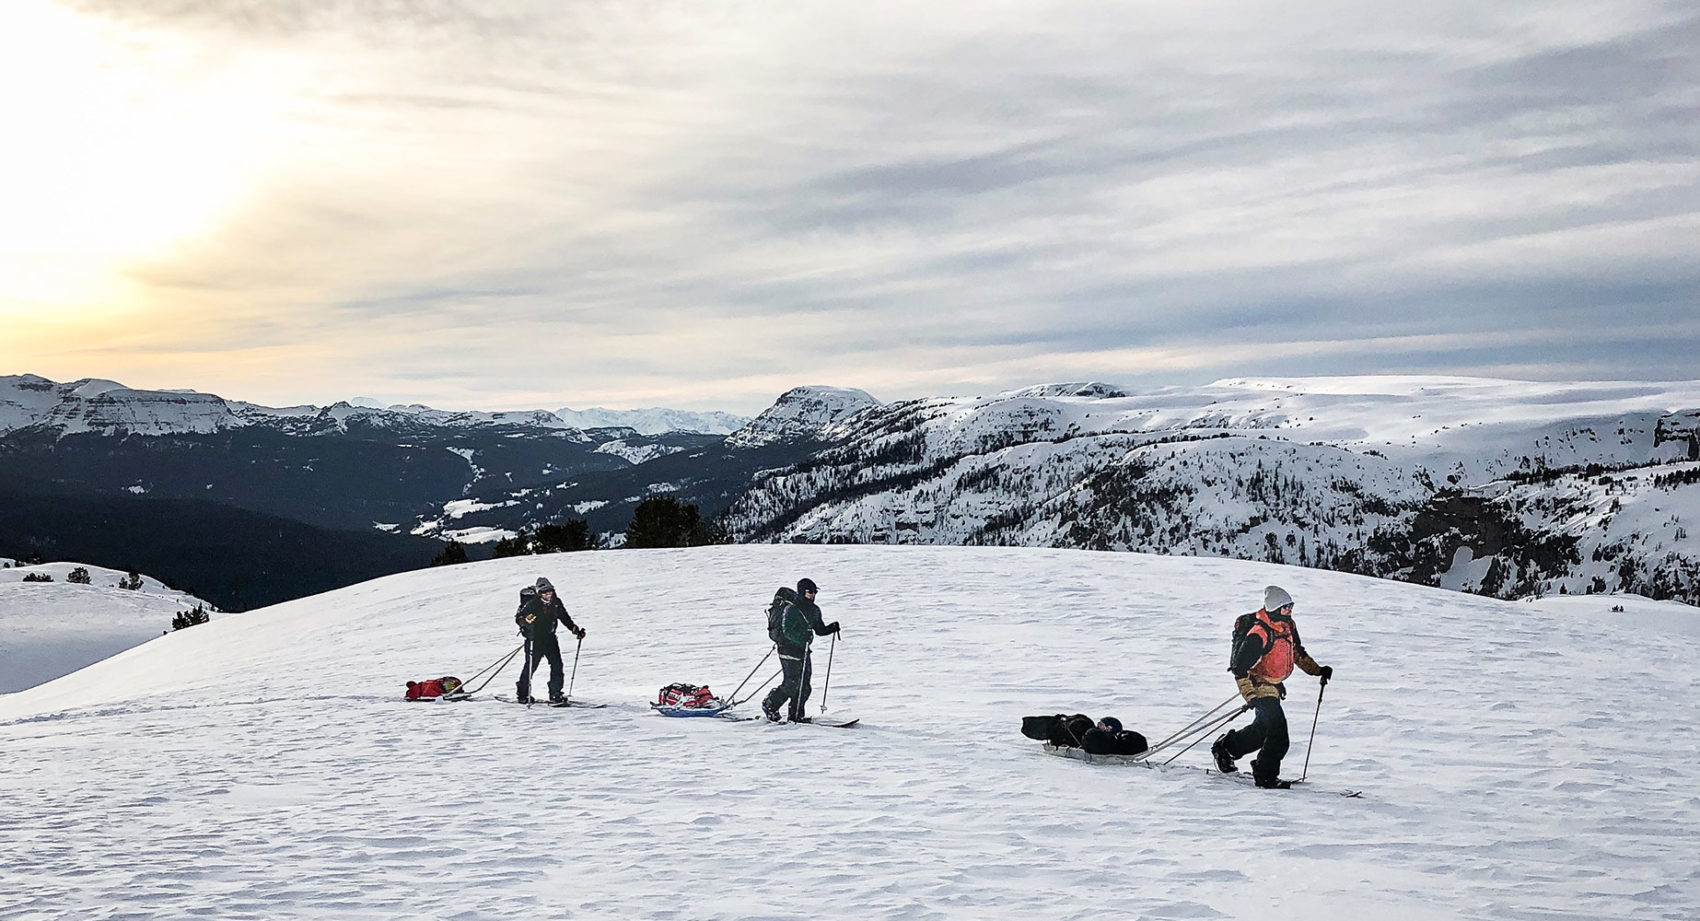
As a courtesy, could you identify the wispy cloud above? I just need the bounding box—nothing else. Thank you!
[3,0,1695,411]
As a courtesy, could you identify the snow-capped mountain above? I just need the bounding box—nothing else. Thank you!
[0,374,746,439]
[0,374,816,606]
[0,559,213,693]
[1,545,1694,918]
[725,385,882,447]
[555,406,748,436]
[723,377,1700,605]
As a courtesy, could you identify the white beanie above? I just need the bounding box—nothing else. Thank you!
[1263,585,1293,611]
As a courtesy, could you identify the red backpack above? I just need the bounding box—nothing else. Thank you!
[405,676,463,700]
[656,683,719,708]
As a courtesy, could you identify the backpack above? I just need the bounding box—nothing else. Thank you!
[515,585,538,632]
[1227,611,1260,673]
[766,586,797,645]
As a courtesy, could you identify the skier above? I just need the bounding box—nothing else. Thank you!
[761,578,840,722]
[1212,585,1333,789]
[516,577,585,704]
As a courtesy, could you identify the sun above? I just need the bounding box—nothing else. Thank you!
[0,1,301,319]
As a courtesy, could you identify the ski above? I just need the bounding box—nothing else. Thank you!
[1207,770,1362,797]
[1042,744,1360,797]
[765,715,859,729]
[495,695,607,709]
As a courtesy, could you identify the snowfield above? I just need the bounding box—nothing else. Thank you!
[2,545,1696,920]
[0,561,211,694]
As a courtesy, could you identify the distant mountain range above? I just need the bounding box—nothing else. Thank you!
[0,375,873,608]
[7,372,1699,610]
[722,377,1700,606]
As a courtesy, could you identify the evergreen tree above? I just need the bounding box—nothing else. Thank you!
[624,498,715,549]
[172,605,211,631]
[429,541,470,567]
[67,567,91,585]
[491,534,530,558]
[534,520,593,553]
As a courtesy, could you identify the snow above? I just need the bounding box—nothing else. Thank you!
[434,525,518,545]
[556,406,749,435]
[2,545,1695,919]
[0,373,743,439]
[0,562,212,693]
[593,439,687,464]
[441,497,518,519]
[726,385,882,447]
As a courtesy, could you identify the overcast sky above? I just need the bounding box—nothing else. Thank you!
[1,1,1695,413]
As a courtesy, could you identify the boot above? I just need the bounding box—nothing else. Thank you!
[1211,733,1238,773]
[1250,759,1291,789]
[761,701,781,722]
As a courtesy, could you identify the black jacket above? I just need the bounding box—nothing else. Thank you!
[517,595,579,642]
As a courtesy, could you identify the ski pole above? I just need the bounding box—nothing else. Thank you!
[519,633,534,704]
[726,645,776,704]
[820,633,836,710]
[566,634,582,704]
[1300,682,1326,782]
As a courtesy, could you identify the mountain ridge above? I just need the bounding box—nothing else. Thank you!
[723,376,1700,605]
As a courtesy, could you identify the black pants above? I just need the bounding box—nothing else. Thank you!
[1225,697,1290,783]
[762,654,813,720]
[517,634,564,701]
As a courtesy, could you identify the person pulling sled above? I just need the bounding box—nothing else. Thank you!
[516,577,586,704]
[1212,586,1333,789]
[760,578,839,723]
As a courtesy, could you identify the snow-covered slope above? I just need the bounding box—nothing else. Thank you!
[2,546,1695,919]
[725,385,882,447]
[0,561,212,693]
[726,376,1700,604]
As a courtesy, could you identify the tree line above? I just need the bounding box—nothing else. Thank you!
[429,496,727,567]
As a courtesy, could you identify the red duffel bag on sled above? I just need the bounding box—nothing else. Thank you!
[656,682,719,709]
[405,676,463,700]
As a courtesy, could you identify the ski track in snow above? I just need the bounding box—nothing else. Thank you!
[2,546,1697,920]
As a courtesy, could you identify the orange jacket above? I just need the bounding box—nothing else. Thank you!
[1234,609,1321,701]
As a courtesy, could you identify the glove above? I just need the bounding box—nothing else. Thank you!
[574,627,587,640]
[1319,665,1333,688]
[1235,676,1256,703]
[827,621,841,635]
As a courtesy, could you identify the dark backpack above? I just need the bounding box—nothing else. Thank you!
[515,585,538,632]
[1228,611,1259,673]
[766,586,797,645]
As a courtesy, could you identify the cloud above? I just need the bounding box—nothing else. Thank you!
[3,0,1696,412]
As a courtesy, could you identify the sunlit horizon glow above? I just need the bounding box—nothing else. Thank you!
[0,2,304,319]
[2,1,1696,414]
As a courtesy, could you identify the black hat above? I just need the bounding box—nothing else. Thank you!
[535,577,555,593]
[796,578,818,594]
